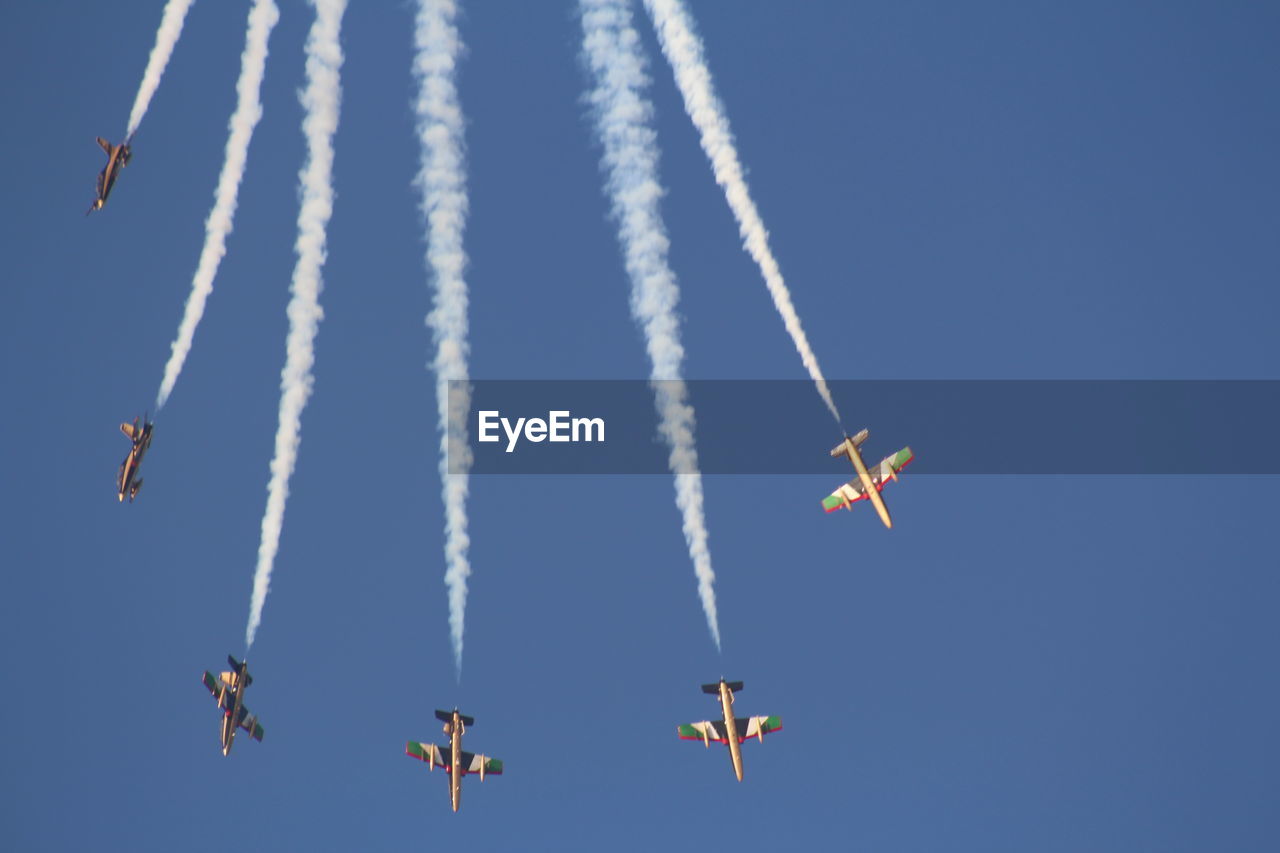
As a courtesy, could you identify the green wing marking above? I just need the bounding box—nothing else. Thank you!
[406,741,447,768]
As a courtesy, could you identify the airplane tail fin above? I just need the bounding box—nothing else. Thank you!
[830,429,869,457]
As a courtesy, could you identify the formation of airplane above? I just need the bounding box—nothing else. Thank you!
[201,656,264,756]
[87,136,132,214]
[406,709,503,812]
[116,415,154,502]
[822,428,914,528]
[678,679,782,781]
[88,48,891,812]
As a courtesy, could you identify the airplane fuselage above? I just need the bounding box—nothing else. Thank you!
[218,663,249,756]
[843,435,893,529]
[221,679,245,756]
[89,138,130,213]
[718,682,744,782]
[447,710,465,812]
[117,447,143,501]
[116,422,151,502]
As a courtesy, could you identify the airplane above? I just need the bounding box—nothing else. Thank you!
[116,415,154,502]
[406,709,503,812]
[677,679,782,782]
[87,136,131,214]
[201,656,264,756]
[822,428,913,528]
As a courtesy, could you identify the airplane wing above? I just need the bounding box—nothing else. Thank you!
[822,446,914,512]
[405,741,450,770]
[201,671,232,710]
[237,710,264,742]
[677,720,731,744]
[459,751,503,776]
[737,715,783,742]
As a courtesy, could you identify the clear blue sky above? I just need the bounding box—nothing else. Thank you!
[2,2,1277,850]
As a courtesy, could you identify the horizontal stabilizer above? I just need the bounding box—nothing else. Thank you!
[434,709,452,723]
[226,657,252,686]
[701,680,743,694]
[830,429,869,457]
[460,713,475,727]
[97,137,111,154]
[120,422,136,439]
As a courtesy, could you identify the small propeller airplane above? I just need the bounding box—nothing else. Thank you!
[87,136,132,214]
[116,415,154,502]
[201,656,264,756]
[678,679,782,782]
[821,428,913,528]
[406,709,503,812]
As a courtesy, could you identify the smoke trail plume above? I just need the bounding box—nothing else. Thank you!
[126,0,196,139]
[412,0,473,676]
[156,0,279,410]
[246,0,347,649]
[643,0,842,424]
[581,0,720,650]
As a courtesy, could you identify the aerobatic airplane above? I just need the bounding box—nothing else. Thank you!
[201,656,264,756]
[678,679,782,782]
[87,136,131,214]
[406,709,503,812]
[822,428,913,528]
[116,415,153,502]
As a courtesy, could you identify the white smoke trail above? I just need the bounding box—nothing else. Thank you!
[156,0,279,411]
[581,0,720,650]
[126,0,197,139]
[412,0,473,676]
[643,0,842,424]
[246,0,347,649]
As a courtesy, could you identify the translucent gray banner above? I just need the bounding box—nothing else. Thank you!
[445,380,1280,474]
